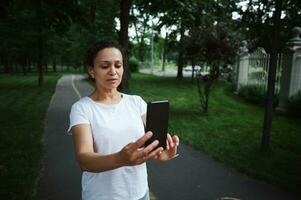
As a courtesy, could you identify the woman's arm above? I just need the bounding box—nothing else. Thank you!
[72,124,162,173]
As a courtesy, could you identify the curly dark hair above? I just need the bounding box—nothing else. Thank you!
[84,40,125,68]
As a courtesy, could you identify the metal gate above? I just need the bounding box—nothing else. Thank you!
[247,47,283,93]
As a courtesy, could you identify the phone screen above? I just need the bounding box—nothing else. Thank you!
[144,100,169,149]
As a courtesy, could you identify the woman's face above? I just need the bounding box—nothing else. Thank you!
[89,47,124,90]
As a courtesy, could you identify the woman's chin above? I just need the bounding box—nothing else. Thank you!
[104,83,121,90]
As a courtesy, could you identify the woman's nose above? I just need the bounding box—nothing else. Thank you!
[109,66,117,75]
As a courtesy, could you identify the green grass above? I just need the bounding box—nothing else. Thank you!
[0,74,60,199]
[129,73,301,196]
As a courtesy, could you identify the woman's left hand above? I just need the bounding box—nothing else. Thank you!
[154,133,180,161]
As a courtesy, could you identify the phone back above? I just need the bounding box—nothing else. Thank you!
[145,100,169,149]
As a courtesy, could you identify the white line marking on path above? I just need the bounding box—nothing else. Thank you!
[71,75,82,99]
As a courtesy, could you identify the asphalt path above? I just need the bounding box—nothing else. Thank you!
[36,74,298,200]
[36,74,90,200]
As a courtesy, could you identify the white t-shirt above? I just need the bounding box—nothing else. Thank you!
[68,94,148,200]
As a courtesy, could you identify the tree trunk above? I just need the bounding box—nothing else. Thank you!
[261,0,282,152]
[177,21,185,80]
[4,59,10,73]
[53,58,57,72]
[203,81,212,113]
[22,58,27,75]
[37,33,44,86]
[191,56,196,84]
[9,61,13,74]
[162,50,166,72]
[37,0,44,86]
[137,18,148,62]
[13,63,17,74]
[138,36,145,62]
[45,62,48,74]
[26,57,30,73]
[22,65,27,75]
[90,2,96,23]
[132,10,148,62]
[28,59,32,73]
[118,0,132,92]
[177,51,184,80]
[161,32,168,72]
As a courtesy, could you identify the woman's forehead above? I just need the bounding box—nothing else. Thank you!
[95,48,123,61]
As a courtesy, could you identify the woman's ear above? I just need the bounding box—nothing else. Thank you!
[87,66,95,78]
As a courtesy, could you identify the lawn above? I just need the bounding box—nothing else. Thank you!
[0,74,60,199]
[129,73,301,196]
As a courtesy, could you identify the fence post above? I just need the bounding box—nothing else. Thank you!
[277,27,301,111]
[236,40,250,91]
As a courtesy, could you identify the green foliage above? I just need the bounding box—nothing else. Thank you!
[0,0,119,75]
[236,0,301,52]
[238,84,279,106]
[129,56,139,72]
[184,21,241,112]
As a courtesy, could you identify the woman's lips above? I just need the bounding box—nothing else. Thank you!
[107,79,118,82]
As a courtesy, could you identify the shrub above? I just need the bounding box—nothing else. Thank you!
[288,91,301,114]
[129,56,139,72]
[238,84,279,107]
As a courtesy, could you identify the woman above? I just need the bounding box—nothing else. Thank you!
[68,41,179,200]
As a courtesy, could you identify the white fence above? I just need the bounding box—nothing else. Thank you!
[246,47,283,93]
[235,26,301,111]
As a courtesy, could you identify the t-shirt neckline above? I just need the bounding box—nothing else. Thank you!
[86,93,125,107]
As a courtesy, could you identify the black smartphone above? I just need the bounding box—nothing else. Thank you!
[144,100,169,149]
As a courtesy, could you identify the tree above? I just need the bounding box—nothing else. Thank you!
[136,0,199,79]
[0,0,119,80]
[33,0,80,85]
[58,0,118,71]
[0,0,81,84]
[185,23,240,112]
[261,0,283,152]
[119,0,133,91]
[130,1,150,62]
[236,0,301,52]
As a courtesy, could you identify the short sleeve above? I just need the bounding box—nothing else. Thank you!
[67,102,90,134]
[136,96,147,116]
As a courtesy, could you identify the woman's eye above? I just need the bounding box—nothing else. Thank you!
[115,64,122,68]
[101,65,108,68]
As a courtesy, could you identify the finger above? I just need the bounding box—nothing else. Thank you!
[146,147,163,160]
[134,131,153,148]
[166,138,170,150]
[142,140,159,156]
[172,135,180,146]
[167,133,174,148]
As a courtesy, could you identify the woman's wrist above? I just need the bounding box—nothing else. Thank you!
[115,151,126,167]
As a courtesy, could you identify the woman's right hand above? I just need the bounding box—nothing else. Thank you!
[118,131,163,166]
